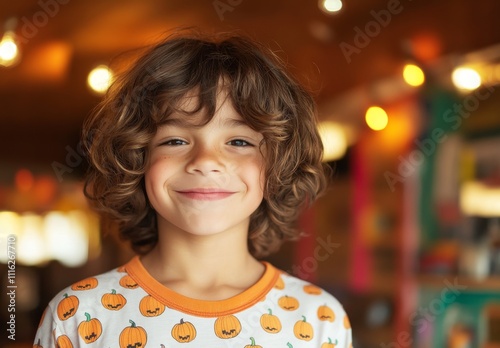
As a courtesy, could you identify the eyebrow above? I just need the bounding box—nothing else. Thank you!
[161,117,251,129]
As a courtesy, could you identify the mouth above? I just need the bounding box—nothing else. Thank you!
[175,188,236,201]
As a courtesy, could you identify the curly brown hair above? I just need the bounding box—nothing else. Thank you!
[82,31,330,258]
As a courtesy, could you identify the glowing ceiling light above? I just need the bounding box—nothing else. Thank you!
[403,63,425,87]
[318,121,347,162]
[365,106,388,131]
[452,66,482,91]
[87,65,113,94]
[320,0,343,13]
[0,31,19,67]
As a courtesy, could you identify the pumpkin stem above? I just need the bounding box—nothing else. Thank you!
[84,312,91,321]
[267,308,273,315]
[180,318,184,324]
[287,343,293,348]
[250,337,256,346]
[301,315,307,322]
[63,293,68,298]
[129,319,136,327]
[111,289,116,294]
[328,337,332,343]
[335,339,338,344]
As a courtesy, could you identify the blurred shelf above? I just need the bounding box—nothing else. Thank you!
[417,274,500,291]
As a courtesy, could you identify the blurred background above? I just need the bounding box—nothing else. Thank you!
[1,0,500,347]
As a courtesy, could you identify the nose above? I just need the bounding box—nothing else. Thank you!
[185,144,226,175]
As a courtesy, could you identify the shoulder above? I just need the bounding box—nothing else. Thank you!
[274,270,346,312]
[261,266,352,346]
[44,262,143,320]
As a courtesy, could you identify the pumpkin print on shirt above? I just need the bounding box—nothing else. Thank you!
[171,318,197,343]
[71,277,98,291]
[214,315,242,339]
[293,315,314,341]
[34,257,353,347]
[139,294,165,317]
[101,289,127,311]
[260,308,282,333]
[119,319,147,348]
[78,312,102,344]
[317,303,335,322]
[57,293,79,321]
[244,337,262,348]
[278,295,299,311]
[56,334,73,348]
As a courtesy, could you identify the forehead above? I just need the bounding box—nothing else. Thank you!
[164,87,248,128]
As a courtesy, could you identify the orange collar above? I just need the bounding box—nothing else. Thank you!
[124,256,280,317]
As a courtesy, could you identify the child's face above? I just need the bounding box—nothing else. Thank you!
[145,90,266,239]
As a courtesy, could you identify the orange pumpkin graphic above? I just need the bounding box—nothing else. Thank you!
[139,295,165,317]
[214,315,241,339]
[343,314,351,329]
[278,295,299,311]
[317,304,335,322]
[78,312,102,344]
[56,335,73,348]
[303,284,322,295]
[57,293,79,321]
[274,276,285,289]
[260,308,281,333]
[119,319,147,348]
[101,289,127,311]
[171,318,197,343]
[119,275,139,289]
[293,315,314,341]
[244,337,262,348]
[71,277,98,291]
[321,337,338,348]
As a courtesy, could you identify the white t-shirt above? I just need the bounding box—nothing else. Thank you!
[34,256,353,347]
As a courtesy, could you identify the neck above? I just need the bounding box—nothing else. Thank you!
[140,217,265,300]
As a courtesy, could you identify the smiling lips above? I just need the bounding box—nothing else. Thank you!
[175,188,236,201]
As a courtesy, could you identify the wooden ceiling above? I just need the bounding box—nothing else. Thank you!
[0,0,499,166]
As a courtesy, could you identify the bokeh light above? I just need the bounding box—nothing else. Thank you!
[87,65,114,94]
[403,63,425,87]
[365,106,389,131]
[452,66,482,91]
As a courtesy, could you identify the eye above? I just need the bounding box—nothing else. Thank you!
[159,139,188,146]
[227,139,253,147]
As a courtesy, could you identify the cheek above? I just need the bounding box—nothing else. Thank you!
[145,159,171,199]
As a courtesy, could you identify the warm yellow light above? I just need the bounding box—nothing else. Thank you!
[365,106,388,131]
[0,209,98,267]
[17,214,48,266]
[403,64,425,87]
[452,67,482,91]
[44,211,89,267]
[0,32,19,67]
[461,181,500,217]
[87,65,113,93]
[318,121,347,162]
[0,212,21,263]
[320,0,343,13]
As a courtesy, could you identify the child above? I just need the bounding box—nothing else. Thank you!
[34,31,353,347]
